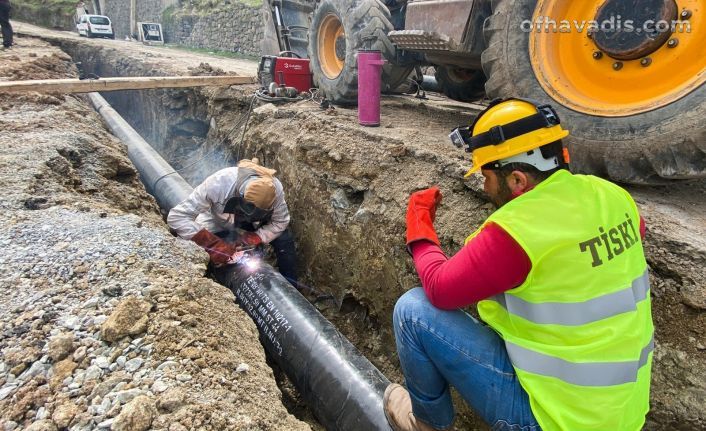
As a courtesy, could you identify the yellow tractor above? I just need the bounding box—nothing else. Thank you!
[263,0,705,184]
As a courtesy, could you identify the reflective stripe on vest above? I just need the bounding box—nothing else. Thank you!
[490,270,649,326]
[469,171,652,430]
[506,335,653,387]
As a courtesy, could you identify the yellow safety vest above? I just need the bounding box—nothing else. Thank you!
[466,170,653,431]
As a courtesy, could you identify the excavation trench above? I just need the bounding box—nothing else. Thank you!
[88,92,392,430]
[56,41,492,427]
[61,44,402,428]
[34,32,706,430]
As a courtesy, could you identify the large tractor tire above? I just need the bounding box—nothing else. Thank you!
[482,0,706,184]
[308,0,413,105]
[435,66,486,102]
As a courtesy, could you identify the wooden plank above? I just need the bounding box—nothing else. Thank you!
[0,75,257,94]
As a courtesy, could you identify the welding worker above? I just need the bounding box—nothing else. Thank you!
[167,158,298,285]
[384,99,652,431]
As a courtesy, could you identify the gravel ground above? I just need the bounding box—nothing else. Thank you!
[0,37,308,431]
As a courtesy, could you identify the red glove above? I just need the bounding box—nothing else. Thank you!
[239,231,263,247]
[406,187,442,246]
[191,229,238,266]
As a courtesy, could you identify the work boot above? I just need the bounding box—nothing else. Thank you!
[384,384,444,431]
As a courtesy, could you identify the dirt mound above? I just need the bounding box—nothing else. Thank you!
[0,38,76,81]
[8,52,77,81]
[188,62,227,76]
[0,37,308,431]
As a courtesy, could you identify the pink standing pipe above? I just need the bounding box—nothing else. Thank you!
[357,50,385,127]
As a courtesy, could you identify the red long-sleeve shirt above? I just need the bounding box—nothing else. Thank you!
[411,219,646,310]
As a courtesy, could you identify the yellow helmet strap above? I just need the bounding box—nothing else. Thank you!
[450,103,562,154]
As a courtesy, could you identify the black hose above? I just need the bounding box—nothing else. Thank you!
[255,88,302,103]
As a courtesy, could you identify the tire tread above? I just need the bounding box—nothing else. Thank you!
[308,0,412,105]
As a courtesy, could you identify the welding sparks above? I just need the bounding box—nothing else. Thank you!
[223,247,263,269]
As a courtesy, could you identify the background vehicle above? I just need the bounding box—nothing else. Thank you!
[77,14,115,39]
[263,0,706,185]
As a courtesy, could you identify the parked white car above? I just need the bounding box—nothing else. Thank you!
[76,15,115,39]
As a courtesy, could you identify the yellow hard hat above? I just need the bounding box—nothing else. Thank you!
[449,99,570,177]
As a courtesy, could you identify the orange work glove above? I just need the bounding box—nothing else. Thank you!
[191,229,238,266]
[406,187,442,247]
[239,231,263,247]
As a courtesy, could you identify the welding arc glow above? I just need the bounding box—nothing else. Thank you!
[242,257,260,270]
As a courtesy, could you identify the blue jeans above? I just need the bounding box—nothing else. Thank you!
[393,288,540,431]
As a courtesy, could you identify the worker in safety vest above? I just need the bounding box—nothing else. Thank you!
[167,158,298,285]
[384,99,653,431]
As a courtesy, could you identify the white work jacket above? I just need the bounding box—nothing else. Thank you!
[167,167,290,244]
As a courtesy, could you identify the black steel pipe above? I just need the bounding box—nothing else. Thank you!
[215,264,392,431]
[88,92,193,211]
[89,92,392,430]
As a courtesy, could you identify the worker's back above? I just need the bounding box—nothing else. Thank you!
[474,170,653,431]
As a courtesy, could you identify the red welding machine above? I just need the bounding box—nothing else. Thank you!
[258,55,313,94]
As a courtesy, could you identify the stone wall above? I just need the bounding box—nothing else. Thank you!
[99,0,130,38]
[163,6,263,57]
[137,0,173,25]
[93,0,262,56]
[101,0,175,38]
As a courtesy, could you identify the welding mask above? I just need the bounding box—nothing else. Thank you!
[223,196,273,224]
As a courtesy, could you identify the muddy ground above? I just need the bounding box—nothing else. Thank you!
[0,37,308,431]
[5,22,706,430]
